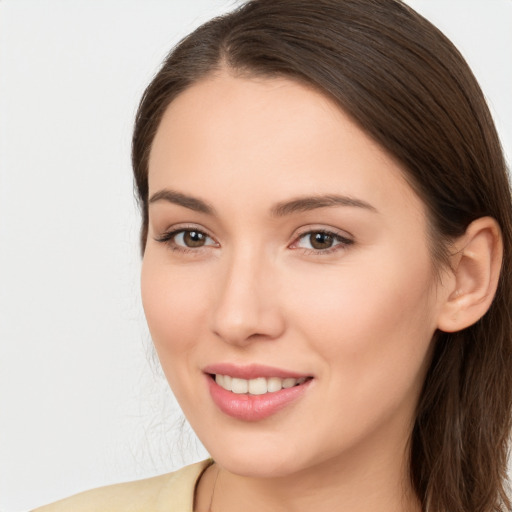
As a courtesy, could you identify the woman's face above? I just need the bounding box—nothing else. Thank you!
[142,72,449,478]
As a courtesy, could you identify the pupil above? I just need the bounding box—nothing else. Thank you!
[184,231,205,247]
[311,232,333,249]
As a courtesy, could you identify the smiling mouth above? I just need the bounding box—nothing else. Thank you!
[210,374,312,395]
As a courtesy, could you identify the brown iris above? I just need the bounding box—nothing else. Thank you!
[183,230,208,247]
[309,232,335,250]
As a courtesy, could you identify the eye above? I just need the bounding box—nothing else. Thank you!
[174,230,214,248]
[292,229,353,253]
[155,228,218,250]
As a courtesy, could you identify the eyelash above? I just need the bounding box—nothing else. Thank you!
[154,227,354,255]
[154,226,218,254]
[291,229,354,255]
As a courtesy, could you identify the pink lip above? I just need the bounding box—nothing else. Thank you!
[204,365,313,421]
[203,363,310,380]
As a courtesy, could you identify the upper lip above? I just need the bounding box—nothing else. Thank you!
[203,363,312,380]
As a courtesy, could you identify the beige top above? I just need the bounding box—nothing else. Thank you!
[33,459,213,512]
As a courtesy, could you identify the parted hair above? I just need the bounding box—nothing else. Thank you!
[132,1,512,511]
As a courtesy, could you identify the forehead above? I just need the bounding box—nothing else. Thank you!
[148,71,425,223]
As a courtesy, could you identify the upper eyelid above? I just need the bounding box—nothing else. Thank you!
[154,225,218,246]
[296,231,350,241]
[288,227,355,252]
[292,225,354,240]
[158,223,215,237]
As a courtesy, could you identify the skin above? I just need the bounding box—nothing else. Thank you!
[141,71,455,512]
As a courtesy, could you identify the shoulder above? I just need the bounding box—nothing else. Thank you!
[32,459,213,512]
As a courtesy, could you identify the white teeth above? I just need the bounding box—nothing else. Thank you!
[231,377,248,394]
[248,377,267,395]
[282,377,297,389]
[214,374,308,395]
[267,377,282,393]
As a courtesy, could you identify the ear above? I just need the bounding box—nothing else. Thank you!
[437,217,503,333]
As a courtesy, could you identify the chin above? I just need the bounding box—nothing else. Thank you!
[213,452,304,479]
[200,431,320,479]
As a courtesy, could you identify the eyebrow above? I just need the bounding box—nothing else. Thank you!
[271,194,377,217]
[148,189,377,217]
[149,189,215,215]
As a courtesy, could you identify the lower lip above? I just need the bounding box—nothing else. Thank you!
[206,375,312,421]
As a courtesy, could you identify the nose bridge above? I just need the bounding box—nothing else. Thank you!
[210,243,284,345]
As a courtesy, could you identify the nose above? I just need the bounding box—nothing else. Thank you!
[209,248,286,346]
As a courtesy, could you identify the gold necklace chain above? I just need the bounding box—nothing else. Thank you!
[208,464,221,512]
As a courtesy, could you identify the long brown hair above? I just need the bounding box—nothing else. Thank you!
[132,1,512,510]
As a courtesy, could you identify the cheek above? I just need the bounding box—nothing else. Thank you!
[286,251,438,408]
[292,257,435,341]
[140,254,209,362]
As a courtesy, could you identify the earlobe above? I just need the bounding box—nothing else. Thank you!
[437,217,503,333]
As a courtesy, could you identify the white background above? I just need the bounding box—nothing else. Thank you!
[0,1,511,510]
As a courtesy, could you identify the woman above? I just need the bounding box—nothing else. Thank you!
[35,0,512,511]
